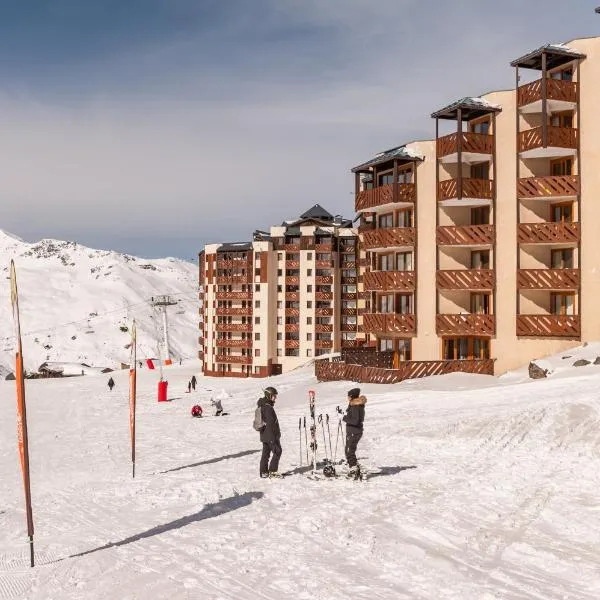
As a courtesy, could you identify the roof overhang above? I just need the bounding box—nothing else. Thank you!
[216,242,253,252]
[431,97,502,121]
[351,145,424,173]
[510,44,586,70]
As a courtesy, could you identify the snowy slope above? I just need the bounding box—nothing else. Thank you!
[1,355,600,599]
[0,230,199,373]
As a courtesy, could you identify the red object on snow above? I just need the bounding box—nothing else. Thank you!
[158,380,168,402]
[146,359,155,370]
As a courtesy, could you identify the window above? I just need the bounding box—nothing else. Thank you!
[255,300,260,308]
[378,172,394,186]
[471,206,490,225]
[470,293,491,314]
[254,268,260,276]
[254,284,260,292]
[397,165,413,184]
[398,339,411,361]
[277,253,283,260]
[471,250,490,270]
[551,203,573,223]
[277,317,282,325]
[307,269,312,276]
[307,317,312,325]
[307,301,312,308]
[277,332,282,340]
[551,158,573,176]
[277,349,282,357]
[379,338,393,351]
[397,294,412,314]
[254,366,260,374]
[307,349,312,357]
[551,293,574,316]
[470,118,490,135]
[396,252,412,271]
[307,333,313,341]
[443,337,490,360]
[277,301,283,309]
[255,332,260,341]
[254,316,260,324]
[379,294,394,313]
[277,285,282,293]
[307,285,312,292]
[550,67,573,81]
[307,253,313,261]
[378,213,394,228]
[551,248,573,269]
[470,162,490,180]
[378,253,394,271]
[277,269,282,276]
[397,209,412,228]
[550,111,573,128]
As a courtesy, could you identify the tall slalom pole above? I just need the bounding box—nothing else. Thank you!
[129,321,137,478]
[10,261,35,567]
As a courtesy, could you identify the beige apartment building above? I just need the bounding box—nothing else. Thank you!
[351,37,600,375]
[199,205,357,377]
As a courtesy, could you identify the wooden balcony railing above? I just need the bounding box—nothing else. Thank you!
[216,275,252,285]
[362,227,415,250]
[341,261,356,269]
[518,222,580,244]
[517,268,579,290]
[215,339,252,349]
[216,291,252,300]
[436,269,495,290]
[216,259,251,269]
[518,126,578,153]
[315,308,333,316]
[215,307,252,316]
[285,339,300,349]
[342,308,357,316]
[315,324,333,333]
[517,175,579,199]
[436,225,495,246]
[215,323,252,332]
[363,270,415,292]
[315,244,334,252]
[516,315,580,338]
[281,244,301,252]
[355,183,416,211]
[315,340,333,349]
[517,78,577,108]
[215,354,253,364]
[316,260,333,269]
[315,276,333,285]
[341,277,357,285]
[438,178,493,201]
[362,313,416,335]
[285,276,300,285]
[315,292,333,301]
[436,314,495,336]
[342,292,357,300]
[285,260,300,269]
[285,292,300,301]
[341,324,357,332]
[285,324,300,333]
[437,132,494,158]
[285,308,300,317]
[341,340,361,348]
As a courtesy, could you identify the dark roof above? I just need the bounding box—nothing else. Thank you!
[300,204,334,220]
[431,97,502,121]
[510,43,586,70]
[351,145,423,173]
[217,242,253,252]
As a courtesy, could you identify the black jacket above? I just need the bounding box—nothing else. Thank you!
[343,396,367,434]
[257,397,280,443]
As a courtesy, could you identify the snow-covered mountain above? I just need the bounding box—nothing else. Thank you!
[0,230,199,374]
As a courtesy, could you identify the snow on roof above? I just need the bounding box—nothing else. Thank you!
[510,43,586,69]
[351,145,424,173]
[431,96,502,120]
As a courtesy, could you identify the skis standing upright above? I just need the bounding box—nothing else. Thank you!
[129,320,137,478]
[10,261,35,567]
[308,390,317,473]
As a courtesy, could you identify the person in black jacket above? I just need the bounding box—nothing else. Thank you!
[343,387,367,478]
[107,377,115,391]
[257,386,282,478]
[191,375,197,391]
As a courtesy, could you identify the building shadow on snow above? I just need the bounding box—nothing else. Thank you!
[368,466,417,479]
[67,491,263,560]
[159,449,260,474]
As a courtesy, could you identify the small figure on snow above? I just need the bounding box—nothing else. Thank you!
[211,396,225,416]
[191,375,197,391]
[187,381,192,393]
[343,388,367,479]
[139,361,143,368]
[107,377,115,391]
[256,387,282,478]
[191,404,203,417]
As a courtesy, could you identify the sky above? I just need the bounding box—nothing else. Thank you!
[0,0,599,261]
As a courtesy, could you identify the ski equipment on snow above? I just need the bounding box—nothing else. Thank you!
[303,416,309,464]
[298,417,303,466]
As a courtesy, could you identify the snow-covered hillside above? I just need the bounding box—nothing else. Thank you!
[0,230,199,373]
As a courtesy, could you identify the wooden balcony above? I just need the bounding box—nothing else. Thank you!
[285,292,300,301]
[517,78,577,108]
[215,354,253,365]
[355,183,416,211]
[517,268,579,290]
[341,340,361,348]
[285,339,300,349]
[216,274,252,285]
[315,340,333,349]
[315,292,333,301]
[438,178,493,202]
[285,276,300,285]
[341,261,356,269]
[518,222,580,245]
[436,269,494,290]
[436,314,495,336]
[315,308,333,316]
[216,291,252,300]
[285,324,300,333]
[315,324,333,333]
[362,227,415,250]
[281,244,301,252]
[215,307,252,316]
[518,126,577,155]
[436,225,494,246]
[285,308,300,317]
[215,339,252,349]
[341,277,357,285]
[315,244,334,252]
[315,276,333,285]
[285,260,300,269]
[517,175,579,199]
[316,260,333,269]
[342,308,357,316]
[363,270,415,292]
[217,259,251,269]
[437,132,493,159]
[342,292,357,300]
[516,315,580,338]
[341,324,357,332]
[215,323,252,332]
[362,313,416,335]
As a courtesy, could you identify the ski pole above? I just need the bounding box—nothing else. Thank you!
[318,414,328,461]
[303,416,309,463]
[326,414,334,459]
[298,417,303,466]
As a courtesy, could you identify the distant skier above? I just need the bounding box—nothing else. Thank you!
[211,396,224,416]
[343,388,367,479]
[191,375,197,391]
[256,387,282,478]
[107,377,115,391]
[187,381,192,394]
[139,361,143,368]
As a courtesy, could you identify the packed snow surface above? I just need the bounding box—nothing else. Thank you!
[2,345,600,599]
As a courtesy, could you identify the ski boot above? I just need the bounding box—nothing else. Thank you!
[347,465,361,480]
[260,472,270,479]
[268,471,282,479]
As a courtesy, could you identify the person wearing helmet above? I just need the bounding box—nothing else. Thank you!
[343,387,367,479]
[257,386,282,478]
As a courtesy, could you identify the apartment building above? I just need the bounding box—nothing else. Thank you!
[199,205,357,377]
[351,37,600,375]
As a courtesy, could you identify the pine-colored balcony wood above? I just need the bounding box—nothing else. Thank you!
[215,307,252,316]
[285,324,300,333]
[285,292,300,301]
[341,246,357,254]
[363,270,415,292]
[315,308,333,316]
[518,222,580,245]
[437,132,493,159]
[316,260,333,269]
[315,340,333,349]
[341,324,357,332]
[362,227,416,250]
[216,259,251,269]
[355,183,416,211]
[517,175,579,199]
[285,339,300,349]
[362,313,416,335]
[438,178,493,201]
[315,244,334,252]
[342,292,357,300]
[518,126,577,155]
[342,308,357,316]
[341,277,357,285]
[216,274,252,285]
[517,268,580,290]
[285,260,300,269]
[436,269,495,291]
[357,258,370,268]
[215,339,252,349]
[315,276,333,285]
[216,291,252,300]
[285,308,300,317]
[215,354,253,365]
[436,225,495,247]
[281,244,301,252]
[341,261,357,269]
[215,323,252,332]
[517,78,577,109]
[315,292,333,301]
[358,291,371,300]
[516,315,580,338]
[341,340,361,348]
[315,324,333,333]
[436,314,495,336]
[285,276,300,285]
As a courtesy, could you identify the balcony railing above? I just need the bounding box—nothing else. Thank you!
[518,222,580,244]
[315,324,334,333]
[285,339,300,349]
[518,126,577,153]
[285,260,300,269]
[363,270,415,292]
[436,225,495,246]
[285,292,300,301]
[436,314,495,336]
[362,313,416,335]
[285,276,300,285]
[315,308,333,316]
[215,323,252,332]
[216,274,252,285]
[315,292,333,301]
[517,175,579,199]
[355,183,416,211]
[315,340,333,349]
[215,354,253,364]
[436,269,494,290]
[215,307,252,316]
[340,324,357,332]
[362,227,415,250]
[438,178,493,201]
[437,132,494,158]
[216,259,251,269]
[315,244,334,252]
[316,260,334,269]
[517,78,577,108]
[315,276,333,285]
[516,315,580,338]
[285,324,300,333]
[215,339,252,348]
[517,268,579,290]
[285,308,300,317]
[216,291,252,300]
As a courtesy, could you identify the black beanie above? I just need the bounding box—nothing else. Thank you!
[348,388,360,399]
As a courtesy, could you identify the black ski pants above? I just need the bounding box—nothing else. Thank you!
[345,431,362,467]
[260,440,282,475]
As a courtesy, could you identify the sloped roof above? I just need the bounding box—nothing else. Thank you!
[511,43,586,70]
[300,204,334,220]
[431,97,502,120]
[351,145,424,173]
[217,242,253,252]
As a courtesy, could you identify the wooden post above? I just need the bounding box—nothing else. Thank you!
[413,158,419,337]
[515,65,521,320]
[541,51,548,148]
[457,108,463,200]
[435,118,440,318]
[492,111,497,336]
[576,59,582,339]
